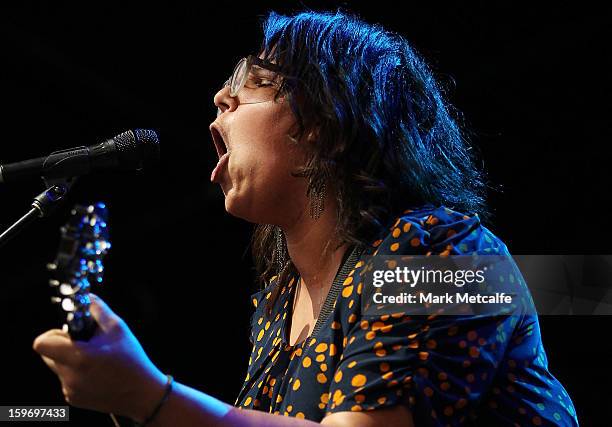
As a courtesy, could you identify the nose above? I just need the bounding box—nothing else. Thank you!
[213,83,237,116]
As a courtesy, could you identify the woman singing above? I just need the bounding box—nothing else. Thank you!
[33,9,578,427]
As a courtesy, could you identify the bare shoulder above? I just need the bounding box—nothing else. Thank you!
[321,405,414,427]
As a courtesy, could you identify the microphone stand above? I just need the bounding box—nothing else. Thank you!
[0,177,75,249]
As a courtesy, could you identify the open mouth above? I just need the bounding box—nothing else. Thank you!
[210,125,228,159]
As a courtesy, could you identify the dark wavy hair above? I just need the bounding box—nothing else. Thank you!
[250,9,492,310]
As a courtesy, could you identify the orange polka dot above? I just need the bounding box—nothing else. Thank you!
[316,354,326,362]
[302,357,312,368]
[403,222,412,232]
[351,405,362,412]
[380,324,393,333]
[382,371,394,381]
[365,331,376,340]
[244,396,252,406]
[317,373,327,383]
[455,398,467,409]
[331,321,341,330]
[377,396,387,405]
[315,343,328,353]
[410,237,420,247]
[424,387,434,397]
[321,393,330,403]
[467,330,478,341]
[469,346,480,358]
[295,412,305,419]
[355,394,366,403]
[292,379,301,391]
[351,374,367,387]
[348,314,357,323]
[392,227,401,238]
[418,351,429,361]
[334,370,343,383]
[390,243,400,251]
[371,321,386,331]
[348,361,357,368]
[342,285,354,297]
[329,344,337,356]
[380,362,390,372]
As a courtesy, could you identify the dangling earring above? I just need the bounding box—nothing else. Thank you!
[309,180,326,220]
[275,226,287,274]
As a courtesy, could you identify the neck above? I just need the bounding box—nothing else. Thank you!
[281,195,349,292]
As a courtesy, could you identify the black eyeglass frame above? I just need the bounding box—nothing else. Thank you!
[224,55,282,98]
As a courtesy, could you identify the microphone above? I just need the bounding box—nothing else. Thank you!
[0,129,160,183]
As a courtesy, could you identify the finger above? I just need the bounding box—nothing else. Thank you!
[89,294,122,333]
[33,331,80,365]
[33,329,68,352]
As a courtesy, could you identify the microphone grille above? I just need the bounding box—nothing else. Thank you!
[135,129,160,167]
[113,129,160,170]
[114,130,137,153]
[135,129,159,147]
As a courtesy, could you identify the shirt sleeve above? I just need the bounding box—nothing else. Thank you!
[326,310,512,420]
[326,207,510,418]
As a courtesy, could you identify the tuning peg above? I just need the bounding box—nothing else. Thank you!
[59,284,75,296]
[46,263,57,271]
[48,279,60,287]
[50,297,62,304]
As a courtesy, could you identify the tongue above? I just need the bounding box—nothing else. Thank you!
[210,152,229,183]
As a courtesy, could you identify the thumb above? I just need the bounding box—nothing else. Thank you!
[89,294,123,333]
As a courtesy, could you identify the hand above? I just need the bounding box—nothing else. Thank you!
[33,294,167,422]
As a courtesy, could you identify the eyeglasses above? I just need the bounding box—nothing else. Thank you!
[222,55,282,104]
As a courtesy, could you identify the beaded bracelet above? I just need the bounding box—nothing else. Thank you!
[138,374,174,427]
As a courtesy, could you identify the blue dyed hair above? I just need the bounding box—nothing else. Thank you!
[252,9,491,295]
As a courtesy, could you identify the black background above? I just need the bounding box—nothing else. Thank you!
[0,1,609,425]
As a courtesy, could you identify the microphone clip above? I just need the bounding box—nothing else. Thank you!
[0,176,77,249]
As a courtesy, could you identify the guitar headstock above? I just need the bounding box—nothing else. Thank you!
[47,202,110,341]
